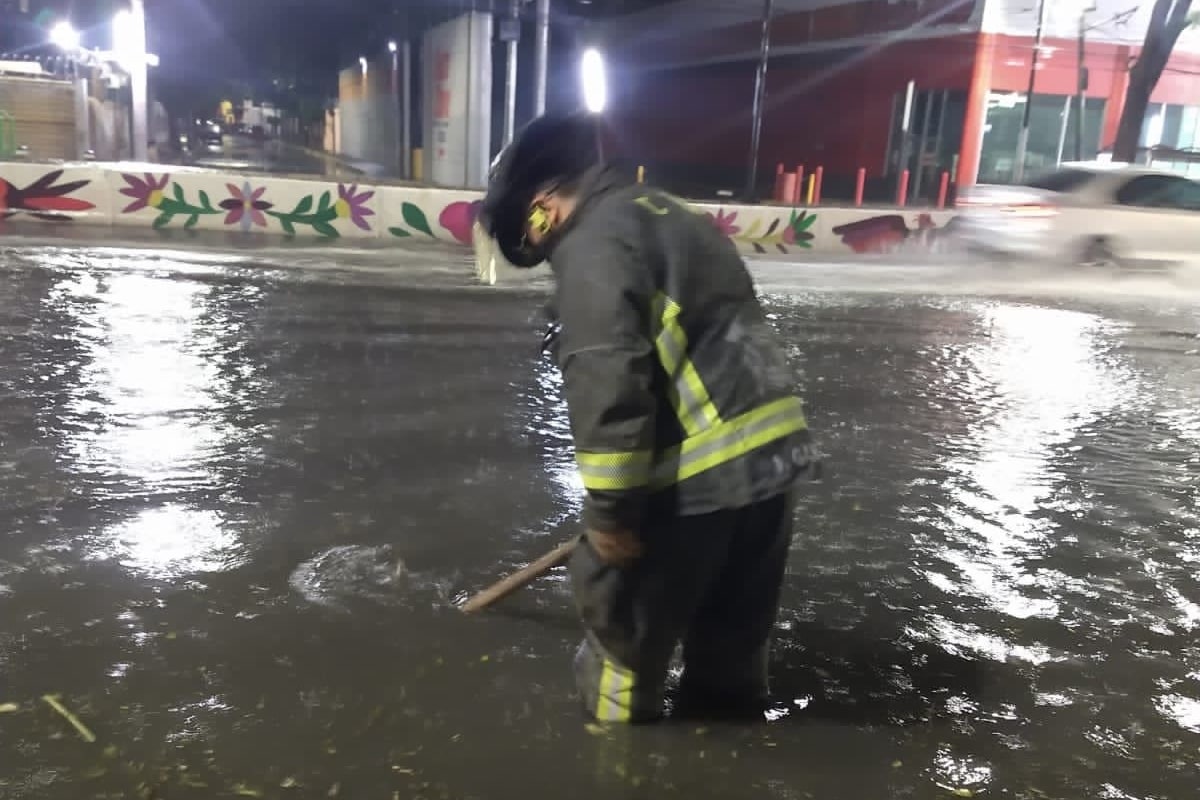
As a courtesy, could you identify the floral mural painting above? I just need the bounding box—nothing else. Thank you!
[120,172,224,228]
[832,213,962,254]
[0,169,95,222]
[706,207,817,254]
[117,174,378,238]
[219,183,273,231]
[387,201,435,240]
[438,200,483,246]
[266,184,375,237]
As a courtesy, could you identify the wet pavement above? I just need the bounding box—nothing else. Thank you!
[1,240,1199,799]
[171,136,380,179]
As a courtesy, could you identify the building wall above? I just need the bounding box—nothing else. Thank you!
[337,58,401,170]
[609,34,979,194]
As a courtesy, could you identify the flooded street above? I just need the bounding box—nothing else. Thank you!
[2,240,1199,799]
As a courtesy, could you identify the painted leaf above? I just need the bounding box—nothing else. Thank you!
[388,226,412,238]
[765,217,781,236]
[279,217,295,235]
[313,221,339,238]
[752,242,766,254]
[796,212,817,231]
[402,202,433,237]
[153,213,174,229]
[172,183,185,203]
[742,218,763,239]
[199,190,212,210]
[294,195,314,215]
[185,215,199,229]
[316,191,331,212]
[776,243,788,254]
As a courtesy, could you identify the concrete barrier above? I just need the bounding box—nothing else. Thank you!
[2,162,960,272]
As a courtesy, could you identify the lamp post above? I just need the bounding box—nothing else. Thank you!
[389,40,401,174]
[113,2,149,162]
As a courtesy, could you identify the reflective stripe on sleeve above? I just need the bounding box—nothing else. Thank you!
[576,449,653,491]
[653,294,722,436]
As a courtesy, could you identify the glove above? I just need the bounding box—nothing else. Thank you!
[586,528,643,568]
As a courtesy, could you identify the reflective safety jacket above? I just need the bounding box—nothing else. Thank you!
[544,166,818,534]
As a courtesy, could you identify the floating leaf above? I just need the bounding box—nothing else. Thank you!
[153,213,174,229]
[41,694,96,742]
[765,217,781,236]
[584,723,606,736]
[892,760,903,768]
[294,195,314,215]
[951,790,974,799]
[402,202,433,237]
[389,226,411,238]
[233,784,264,798]
[0,702,19,713]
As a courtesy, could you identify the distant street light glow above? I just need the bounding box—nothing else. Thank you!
[360,56,369,74]
[388,40,398,54]
[50,21,81,51]
[112,10,139,71]
[581,48,607,114]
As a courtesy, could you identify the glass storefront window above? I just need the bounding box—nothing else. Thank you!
[978,91,1106,184]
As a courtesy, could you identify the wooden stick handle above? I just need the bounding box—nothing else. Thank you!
[460,537,579,614]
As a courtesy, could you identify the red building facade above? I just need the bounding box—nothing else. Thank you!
[597,0,1200,200]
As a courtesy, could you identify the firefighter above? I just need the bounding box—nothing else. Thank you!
[479,112,819,723]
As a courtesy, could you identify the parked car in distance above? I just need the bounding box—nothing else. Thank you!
[955,163,1200,268]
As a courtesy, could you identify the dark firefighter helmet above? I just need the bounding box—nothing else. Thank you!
[479,111,602,268]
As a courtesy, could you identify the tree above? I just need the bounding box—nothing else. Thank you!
[1111,0,1195,162]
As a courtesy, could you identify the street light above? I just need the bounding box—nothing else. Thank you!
[50,21,81,52]
[359,56,368,75]
[388,40,398,54]
[581,48,607,114]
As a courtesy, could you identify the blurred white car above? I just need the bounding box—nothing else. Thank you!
[955,163,1200,268]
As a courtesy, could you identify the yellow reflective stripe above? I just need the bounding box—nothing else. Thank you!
[653,294,722,436]
[595,658,634,723]
[576,450,653,491]
[651,397,808,488]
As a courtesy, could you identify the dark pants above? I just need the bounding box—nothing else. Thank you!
[569,492,795,723]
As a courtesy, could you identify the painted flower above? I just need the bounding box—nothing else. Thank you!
[219,182,273,230]
[334,183,375,231]
[119,173,170,213]
[706,208,740,237]
[438,199,483,246]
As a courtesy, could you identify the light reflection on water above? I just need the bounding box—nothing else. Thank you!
[53,267,245,577]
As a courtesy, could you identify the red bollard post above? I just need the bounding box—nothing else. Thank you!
[791,165,805,205]
[936,171,950,209]
[814,166,824,205]
[896,170,910,207]
[854,168,866,207]
[774,163,785,201]
[779,172,798,209]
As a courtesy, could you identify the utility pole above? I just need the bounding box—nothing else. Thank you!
[744,0,774,202]
[502,0,520,145]
[534,0,549,116]
[1013,0,1047,182]
[1075,7,1090,161]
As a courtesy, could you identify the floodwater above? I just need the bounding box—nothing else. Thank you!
[2,239,1199,800]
